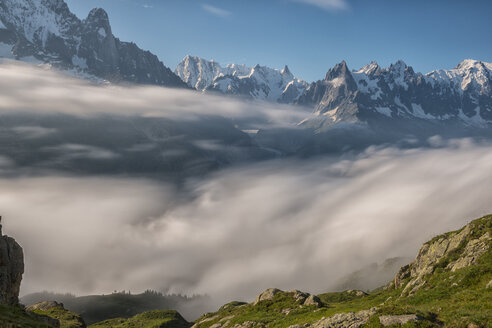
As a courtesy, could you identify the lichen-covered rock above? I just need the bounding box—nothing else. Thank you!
[290,290,309,303]
[345,290,367,297]
[303,295,322,307]
[447,232,491,271]
[379,314,422,326]
[0,220,24,306]
[392,216,491,295]
[230,321,265,328]
[311,308,377,328]
[254,288,282,304]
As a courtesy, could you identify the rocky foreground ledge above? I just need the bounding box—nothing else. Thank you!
[0,215,491,327]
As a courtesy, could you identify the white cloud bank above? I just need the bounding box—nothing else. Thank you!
[0,59,308,128]
[2,140,492,314]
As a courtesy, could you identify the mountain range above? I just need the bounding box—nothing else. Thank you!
[177,56,492,129]
[1,0,491,131]
[175,55,308,103]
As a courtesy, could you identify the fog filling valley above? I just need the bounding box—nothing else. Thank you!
[1,61,492,318]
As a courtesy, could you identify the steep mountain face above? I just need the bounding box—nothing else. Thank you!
[297,59,492,130]
[0,219,24,306]
[175,55,308,103]
[0,0,186,87]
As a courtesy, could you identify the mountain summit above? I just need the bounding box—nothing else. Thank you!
[0,0,186,87]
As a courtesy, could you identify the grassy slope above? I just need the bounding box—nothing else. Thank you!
[192,216,492,328]
[20,291,206,325]
[88,310,191,328]
[3,216,490,328]
[31,306,85,328]
[0,304,53,328]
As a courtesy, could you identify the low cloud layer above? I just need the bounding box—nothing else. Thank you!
[0,59,308,129]
[2,140,492,315]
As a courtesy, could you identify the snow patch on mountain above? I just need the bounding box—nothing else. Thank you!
[1,0,76,46]
[426,59,492,95]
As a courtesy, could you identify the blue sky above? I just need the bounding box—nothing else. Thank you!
[65,0,492,82]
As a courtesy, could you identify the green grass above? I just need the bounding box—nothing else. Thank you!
[0,304,53,328]
[88,310,191,328]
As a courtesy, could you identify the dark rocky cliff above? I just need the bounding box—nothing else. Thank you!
[0,217,24,306]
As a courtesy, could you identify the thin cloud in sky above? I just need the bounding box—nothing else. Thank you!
[294,0,349,11]
[202,4,231,17]
[143,4,153,9]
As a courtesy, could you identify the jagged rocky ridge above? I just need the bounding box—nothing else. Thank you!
[297,59,492,130]
[175,55,308,103]
[0,0,186,87]
[176,55,492,130]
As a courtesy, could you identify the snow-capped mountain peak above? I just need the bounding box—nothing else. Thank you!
[175,56,308,103]
[0,0,186,87]
[298,59,492,129]
[357,61,381,76]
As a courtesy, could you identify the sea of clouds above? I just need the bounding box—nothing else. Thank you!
[1,60,492,317]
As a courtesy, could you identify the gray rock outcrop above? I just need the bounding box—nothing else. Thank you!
[0,217,24,306]
[379,314,422,326]
[254,288,281,304]
[391,216,491,295]
[310,308,376,328]
[254,288,322,307]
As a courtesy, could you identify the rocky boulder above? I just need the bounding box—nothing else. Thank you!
[0,217,24,306]
[254,288,322,307]
[254,288,281,304]
[310,308,376,328]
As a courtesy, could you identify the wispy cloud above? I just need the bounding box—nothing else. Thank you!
[294,0,349,11]
[202,4,231,17]
[143,4,153,9]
